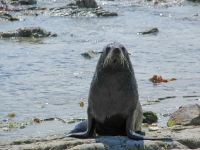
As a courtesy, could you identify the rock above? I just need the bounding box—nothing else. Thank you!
[96,9,118,17]
[23,11,39,16]
[2,127,9,131]
[143,111,158,124]
[0,12,19,21]
[0,27,57,38]
[50,33,58,37]
[0,135,189,150]
[1,121,200,149]
[187,0,200,2]
[69,143,108,150]
[148,126,160,131]
[81,50,99,59]
[137,28,159,34]
[167,104,200,127]
[18,0,37,5]
[67,0,98,8]
[171,126,200,149]
[46,0,118,17]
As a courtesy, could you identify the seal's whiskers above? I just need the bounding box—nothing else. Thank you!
[120,54,125,67]
[124,57,132,73]
[103,53,112,68]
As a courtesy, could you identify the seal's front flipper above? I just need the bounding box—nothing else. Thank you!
[64,116,95,138]
[67,119,88,134]
[135,130,145,136]
[127,128,172,140]
[126,109,172,140]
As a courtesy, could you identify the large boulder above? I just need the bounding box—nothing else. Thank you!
[167,104,200,127]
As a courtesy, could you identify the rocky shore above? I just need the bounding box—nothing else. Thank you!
[0,125,200,149]
[1,104,200,150]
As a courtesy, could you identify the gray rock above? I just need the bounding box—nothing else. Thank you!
[0,27,57,38]
[67,0,98,8]
[46,0,118,17]
[69,143,108,150]
[81,50,99,59]
[137,28,159,34]
[0,12,19,21]
[167,104,200,127]
[1,125,200,149]
[18,0,37,5]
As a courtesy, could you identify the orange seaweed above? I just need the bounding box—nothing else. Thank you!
[34,118,41,123]
[79,102,84,107]
[7,113,15,118]
[150,75,177,83]
[150,75,168,83]
[170,78,177,81]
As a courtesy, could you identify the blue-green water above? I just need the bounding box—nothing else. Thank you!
[0,0,200,139]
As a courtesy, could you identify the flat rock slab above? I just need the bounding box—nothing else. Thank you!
[45,0,117,17]
[1,125,200,149]
[45,7,118,17]
[0,27,57,38]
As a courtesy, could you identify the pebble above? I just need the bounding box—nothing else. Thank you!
[148,126,160,131]
[2,127,9,131]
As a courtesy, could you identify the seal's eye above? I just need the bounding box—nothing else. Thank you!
[121,46,125,52]
[106,46,111,53]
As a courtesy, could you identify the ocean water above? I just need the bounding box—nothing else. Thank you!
[0,0,200,139]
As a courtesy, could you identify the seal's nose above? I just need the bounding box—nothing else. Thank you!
[114,48,120,54]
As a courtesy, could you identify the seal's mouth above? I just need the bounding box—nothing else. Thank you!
[113,59,117,64]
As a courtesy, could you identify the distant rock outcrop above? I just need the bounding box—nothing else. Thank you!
[0,27,57,38]
[46,0,118,17]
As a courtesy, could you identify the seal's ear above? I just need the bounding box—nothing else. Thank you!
[128,53,131,55]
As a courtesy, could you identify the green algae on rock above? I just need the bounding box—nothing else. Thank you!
[137,28,159,34]
[167,104,200,127]
[143,111,158,124]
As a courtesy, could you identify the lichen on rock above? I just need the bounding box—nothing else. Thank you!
[167,104,200,127]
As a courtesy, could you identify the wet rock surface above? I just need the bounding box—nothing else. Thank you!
[81,50,99,59]
[1,125,200,149]
[45,0,118,17]
[137,28,159,35]
[18,0,37,5]
[0,12,19,21]
[68,0,98,8]
[167,104,200,127]
[0,27,57,38]
[0,0,117,18]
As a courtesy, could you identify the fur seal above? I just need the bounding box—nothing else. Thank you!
[64,42,171,140]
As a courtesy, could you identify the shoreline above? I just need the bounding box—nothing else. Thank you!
[1,124,200,149]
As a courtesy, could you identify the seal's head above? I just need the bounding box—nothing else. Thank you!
[99,42,131,72]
